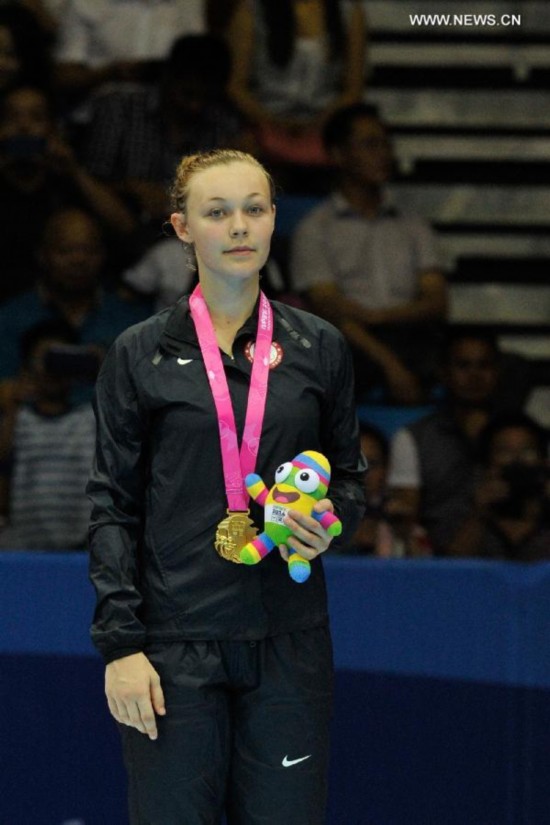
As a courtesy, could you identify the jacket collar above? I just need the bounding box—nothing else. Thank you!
[159,293,262,356]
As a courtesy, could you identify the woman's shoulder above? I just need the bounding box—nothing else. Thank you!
[271,299,345,346]
[108,303,176,360]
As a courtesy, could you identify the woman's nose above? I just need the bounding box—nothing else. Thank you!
[229,211,248,236]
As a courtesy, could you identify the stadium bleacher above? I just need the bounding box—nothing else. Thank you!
[278,0,550,423]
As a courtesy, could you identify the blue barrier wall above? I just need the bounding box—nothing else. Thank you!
[2,552,550,825]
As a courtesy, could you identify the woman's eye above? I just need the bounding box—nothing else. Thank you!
[248,205,264,215]
[208,208,225,218]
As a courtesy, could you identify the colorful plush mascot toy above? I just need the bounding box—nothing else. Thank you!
[240,450,342,583]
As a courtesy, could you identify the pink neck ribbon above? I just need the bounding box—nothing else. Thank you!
[189,284,273,511]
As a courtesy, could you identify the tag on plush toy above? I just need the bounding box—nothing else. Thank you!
[240,451,342,583]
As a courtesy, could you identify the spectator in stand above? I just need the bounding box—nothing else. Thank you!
[82,33,252,239]
[227,0,367,166]
[0,319,96,550]
[386,329,515,555]
[12,0,60,35]
[340,422,432,557]
[447,412,550,561]
[0,3,54,93]
[0,207,151,394]
[291,102,447,403]
[0,84,137,302]
[53,0,206,115]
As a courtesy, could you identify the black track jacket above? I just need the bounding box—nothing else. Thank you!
[87,296,366,663]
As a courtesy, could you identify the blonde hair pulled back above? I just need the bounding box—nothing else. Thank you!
[170,149,276,214]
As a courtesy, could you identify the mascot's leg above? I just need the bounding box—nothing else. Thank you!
[240,533,276,565]
[287,552,311,584]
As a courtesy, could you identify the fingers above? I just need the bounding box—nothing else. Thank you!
[133,697,159,740]
[110,694,160,740]
[283,509,331,560]
[150,672,166,718]
[105,654,165,740]
[313,497,334,514]
[107,695,125,725]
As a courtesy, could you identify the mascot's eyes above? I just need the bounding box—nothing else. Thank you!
[275,462,293,483]
[294,469,320,493]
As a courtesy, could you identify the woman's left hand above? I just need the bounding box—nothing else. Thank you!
[280,498,336,562]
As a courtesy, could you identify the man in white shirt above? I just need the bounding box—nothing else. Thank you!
[291,102,447,403]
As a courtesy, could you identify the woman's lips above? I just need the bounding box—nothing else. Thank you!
[225,246,254,255]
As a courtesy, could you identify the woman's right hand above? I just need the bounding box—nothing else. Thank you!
[105,652,166,740]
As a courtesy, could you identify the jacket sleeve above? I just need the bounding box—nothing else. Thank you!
[87,334,150,663]
[320,327,367,549]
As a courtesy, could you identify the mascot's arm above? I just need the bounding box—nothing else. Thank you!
[245,473,269,506]
[312,508,342,537]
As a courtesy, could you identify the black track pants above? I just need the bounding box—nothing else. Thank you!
[120,625,334,825]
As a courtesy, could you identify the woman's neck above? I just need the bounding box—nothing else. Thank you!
[199,276,260,356]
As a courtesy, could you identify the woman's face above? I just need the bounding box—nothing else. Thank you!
[0,26,20,89]
[171,161,275,287]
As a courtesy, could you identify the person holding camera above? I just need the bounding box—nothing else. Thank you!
[0,318,96,550]
[0,206,151,403]
[341,422,432,557]
[448,412,550,561]
[0,84,137,301]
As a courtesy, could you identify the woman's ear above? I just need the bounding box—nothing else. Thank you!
[170,212,192,243]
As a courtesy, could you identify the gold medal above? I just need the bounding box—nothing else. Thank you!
[190,287,272,566]
[215,510,258,563]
